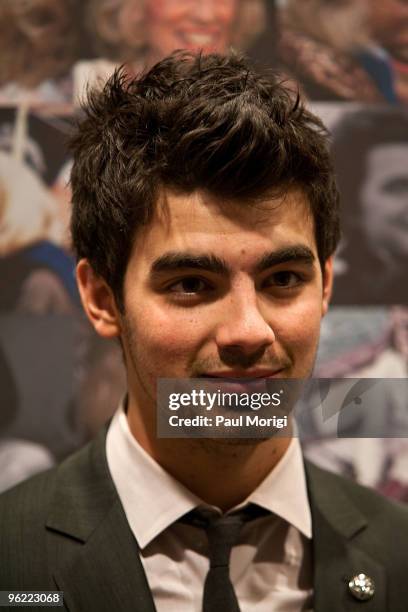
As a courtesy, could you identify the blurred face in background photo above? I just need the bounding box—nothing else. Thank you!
[11,0,70,53]
[87,0,266,77]
[1,0,77,89]
[360,143,408,265]
[369,0,408,63]
[145,0,239,62]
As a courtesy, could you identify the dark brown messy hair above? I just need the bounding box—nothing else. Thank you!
[70,51,340,310]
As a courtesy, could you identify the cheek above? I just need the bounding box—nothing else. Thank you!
[119,3,143,35]
[147,0,186,24]
[273,296,323,356]
[129,300,210,361]
[217,3,237,24]
[361,182,385,217]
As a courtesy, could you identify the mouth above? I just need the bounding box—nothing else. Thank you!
[199,369,285,380]
[176,30,220,49]
[197,369,288,408]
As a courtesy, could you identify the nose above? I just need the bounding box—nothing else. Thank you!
[215,286,276,360]
[192,0,217,22]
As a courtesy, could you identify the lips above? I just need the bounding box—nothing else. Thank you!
[199,371,286,394]
[200,369,285,379]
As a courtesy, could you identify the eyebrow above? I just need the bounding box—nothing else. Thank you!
[150,246,315,276]
[254,246,315,272]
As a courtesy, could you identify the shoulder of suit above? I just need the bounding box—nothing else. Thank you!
[0,435,97,529]
[0,465,57,519]
[305,458,408,528]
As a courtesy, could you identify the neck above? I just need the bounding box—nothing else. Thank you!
[127,397,292,511]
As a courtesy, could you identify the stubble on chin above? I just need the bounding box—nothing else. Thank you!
[190,436,281,457]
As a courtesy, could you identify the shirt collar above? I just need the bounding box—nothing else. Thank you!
[245,429,312,539]
[106,401,312,549]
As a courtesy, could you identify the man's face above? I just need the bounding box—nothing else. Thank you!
[145,0,238,60]
[360,143,408,261]
[369,0,408,63]
[119,189,332,426]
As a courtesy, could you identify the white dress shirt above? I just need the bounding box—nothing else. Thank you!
[106,404,314,611]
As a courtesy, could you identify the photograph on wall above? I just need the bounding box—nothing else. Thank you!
[0,2,406,503]
[276,0,408,104]
[312,102,408,306]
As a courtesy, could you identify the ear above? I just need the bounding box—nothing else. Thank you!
[76,259,121,338]
[321,255,334,317]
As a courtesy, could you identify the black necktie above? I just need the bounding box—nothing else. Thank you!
[180,505,269,612]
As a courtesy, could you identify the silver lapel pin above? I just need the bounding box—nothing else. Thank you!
[348,573,375,601]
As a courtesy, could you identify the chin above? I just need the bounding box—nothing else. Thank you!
[195,437,274,454]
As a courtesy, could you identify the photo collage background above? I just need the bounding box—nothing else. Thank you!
[0,0,407,498]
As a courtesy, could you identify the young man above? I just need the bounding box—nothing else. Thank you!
[1,52,408,612]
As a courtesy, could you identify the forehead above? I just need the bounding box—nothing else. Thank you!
[365,143,408,180]
[131,188,317,267]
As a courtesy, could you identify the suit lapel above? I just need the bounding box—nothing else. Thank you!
[305,461,386,612]
[46,427,156,612]
[53,499,156,612]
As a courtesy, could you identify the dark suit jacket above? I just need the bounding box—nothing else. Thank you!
[1,426,408,611]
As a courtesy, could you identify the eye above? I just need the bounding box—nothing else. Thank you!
[167,276,211,295]
[264,271,303,288]
[383,177,408,196]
